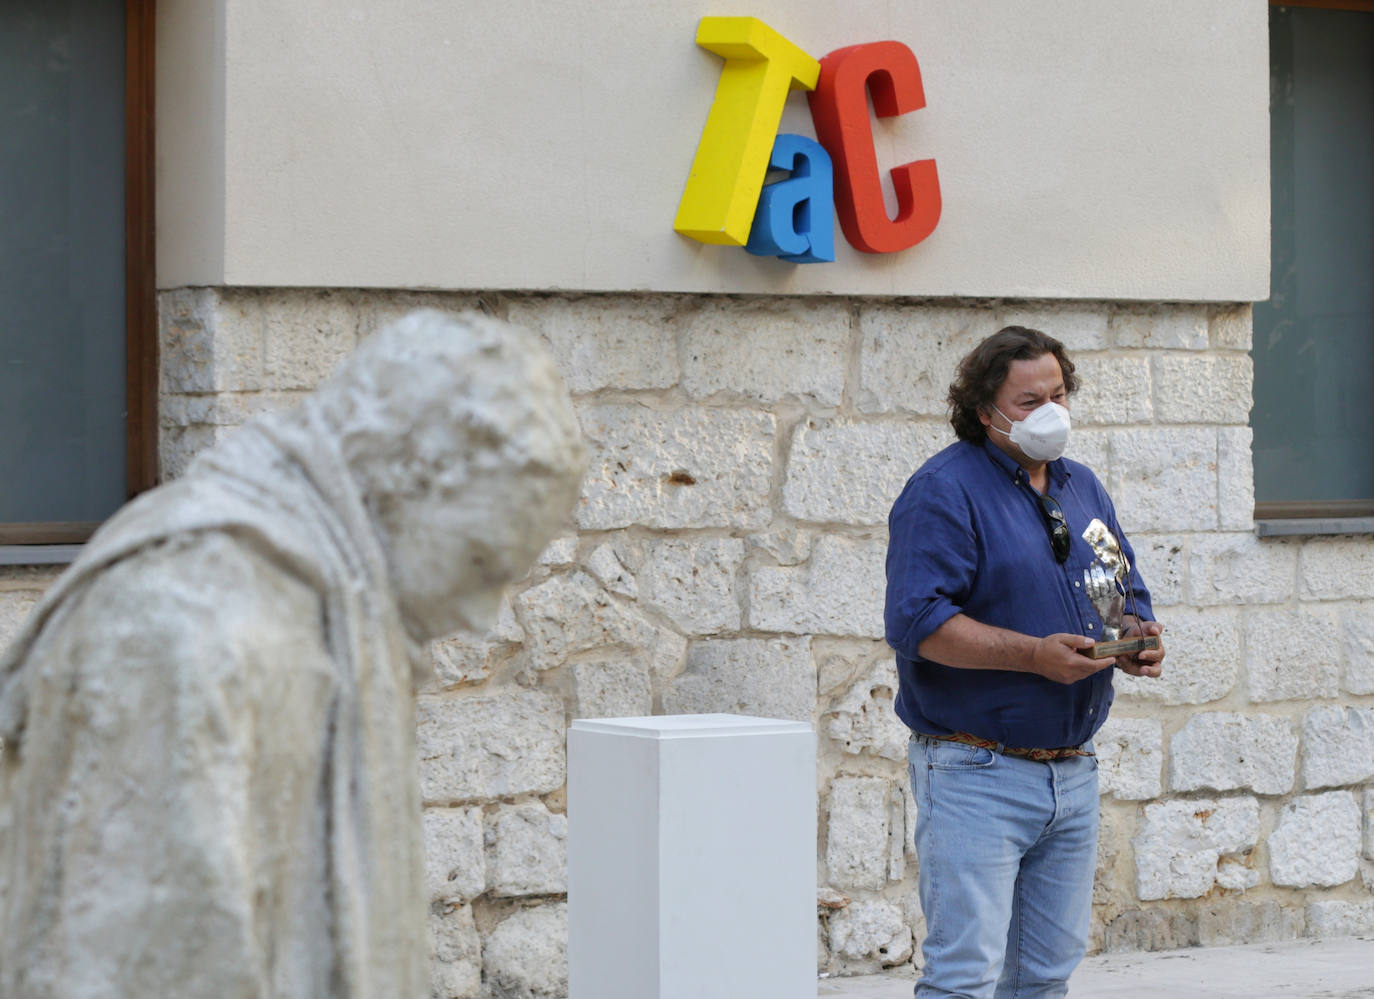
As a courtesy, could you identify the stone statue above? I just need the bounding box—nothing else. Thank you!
[0,311,586,998]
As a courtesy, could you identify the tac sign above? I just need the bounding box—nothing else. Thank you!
[673,17,941,263]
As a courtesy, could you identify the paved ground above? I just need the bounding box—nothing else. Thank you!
[818,936,1374,997]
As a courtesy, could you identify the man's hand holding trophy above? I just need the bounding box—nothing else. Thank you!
[1079,518,1164,667]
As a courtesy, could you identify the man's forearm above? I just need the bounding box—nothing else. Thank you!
[916,613,1039,672]
[917,613,1109,686]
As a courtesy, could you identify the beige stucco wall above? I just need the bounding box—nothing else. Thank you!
[155,0,226,286]
[156,0,1269,300]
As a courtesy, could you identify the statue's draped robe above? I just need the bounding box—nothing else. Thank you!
[0,408,429,998]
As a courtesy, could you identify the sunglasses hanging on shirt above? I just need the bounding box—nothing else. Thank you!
[1037,493,1071,563]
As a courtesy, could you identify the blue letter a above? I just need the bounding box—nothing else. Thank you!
[744,133,835,263]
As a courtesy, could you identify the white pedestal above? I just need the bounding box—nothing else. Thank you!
[568,714,817,999]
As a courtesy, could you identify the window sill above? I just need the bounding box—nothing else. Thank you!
[1255,517,1374,537]
[0,545,82,567]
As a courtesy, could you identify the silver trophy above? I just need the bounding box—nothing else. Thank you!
[1081,518,1161,660]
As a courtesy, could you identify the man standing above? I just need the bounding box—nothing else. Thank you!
[884,326,1165,998]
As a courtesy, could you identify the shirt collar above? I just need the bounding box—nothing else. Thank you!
[979,436,1072,490]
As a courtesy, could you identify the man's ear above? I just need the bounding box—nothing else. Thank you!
[976,405,992,429]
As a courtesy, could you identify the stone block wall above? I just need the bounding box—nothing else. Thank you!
[3,287,1372,997]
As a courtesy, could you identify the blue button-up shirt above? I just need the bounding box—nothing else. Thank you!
[884,438,1154,749]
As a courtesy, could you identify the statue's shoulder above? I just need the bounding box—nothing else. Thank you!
[55,530,327,667]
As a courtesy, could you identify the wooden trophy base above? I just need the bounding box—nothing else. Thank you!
[1085,635,1162,660]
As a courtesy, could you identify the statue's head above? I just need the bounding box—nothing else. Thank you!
[311,310,586,642]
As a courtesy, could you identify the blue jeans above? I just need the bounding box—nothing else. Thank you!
[906,736,1099,999]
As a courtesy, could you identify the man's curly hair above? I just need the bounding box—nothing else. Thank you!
[947,326,1078,443]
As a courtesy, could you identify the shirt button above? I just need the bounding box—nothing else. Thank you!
[1074,581,1080,588]
[1087,623,1094,630]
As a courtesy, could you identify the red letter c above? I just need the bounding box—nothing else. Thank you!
[808,41,941,254]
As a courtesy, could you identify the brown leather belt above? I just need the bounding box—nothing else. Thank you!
[920,730,1093,763]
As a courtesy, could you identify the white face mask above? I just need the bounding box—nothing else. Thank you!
[990,401,1071,462]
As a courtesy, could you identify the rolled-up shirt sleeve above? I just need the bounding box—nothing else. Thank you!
[885,471,977,661]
